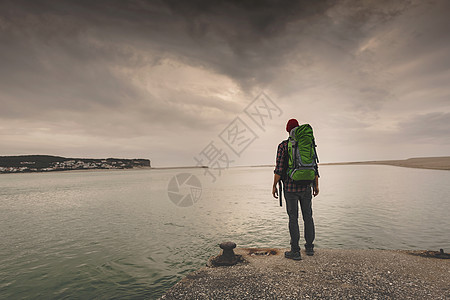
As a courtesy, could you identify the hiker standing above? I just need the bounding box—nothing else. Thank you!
[272,118,319,260]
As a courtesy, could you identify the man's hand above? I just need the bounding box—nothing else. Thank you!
[313,175,319,197]
[313,185,319,197]
[272,185,278,199]
[272,174,281,199]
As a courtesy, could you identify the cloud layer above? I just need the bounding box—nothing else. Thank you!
[1,0,449,165]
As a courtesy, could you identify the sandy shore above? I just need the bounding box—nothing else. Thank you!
[322,156,450,171]
[161,248,449,299]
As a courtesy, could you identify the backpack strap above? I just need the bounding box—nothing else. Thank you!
[312,137,320,178]
[281,139,289,181]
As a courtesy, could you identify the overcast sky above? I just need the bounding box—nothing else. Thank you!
[1,0,449,166]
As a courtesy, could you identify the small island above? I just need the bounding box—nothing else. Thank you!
[0,155,151,174]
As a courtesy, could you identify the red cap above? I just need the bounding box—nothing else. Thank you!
[286,119,299,132]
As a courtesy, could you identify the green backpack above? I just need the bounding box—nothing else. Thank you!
[287,124,319,181]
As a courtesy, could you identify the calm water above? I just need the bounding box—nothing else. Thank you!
[0,166,449,299]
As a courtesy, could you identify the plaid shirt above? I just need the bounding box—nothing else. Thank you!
[274,139,318,192]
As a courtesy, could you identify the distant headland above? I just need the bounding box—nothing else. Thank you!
[0,155,151,174]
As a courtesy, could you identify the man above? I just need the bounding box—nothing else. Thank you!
[272,118,319,260]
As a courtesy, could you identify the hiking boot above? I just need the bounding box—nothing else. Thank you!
[305,244,314,256]
[284,251,302,260]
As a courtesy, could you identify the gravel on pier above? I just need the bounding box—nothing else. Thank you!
[161,248,449,299]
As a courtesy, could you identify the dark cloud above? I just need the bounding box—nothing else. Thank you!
[0,0,336,86]
[0,0,337,136]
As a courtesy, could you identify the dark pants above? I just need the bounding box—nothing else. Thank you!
[284,188,315,252]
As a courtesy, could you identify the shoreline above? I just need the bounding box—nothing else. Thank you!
[0,166,211,175]
[161,248,449,299]
[321,156,450,171]
[0,166,152,175]
[2,156,449,174]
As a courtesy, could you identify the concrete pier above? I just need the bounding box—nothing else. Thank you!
[161,248,449,299]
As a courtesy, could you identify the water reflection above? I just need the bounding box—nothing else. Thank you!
[0,166,448,299]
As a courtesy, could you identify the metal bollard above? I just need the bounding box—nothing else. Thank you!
[207,241,241,267]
